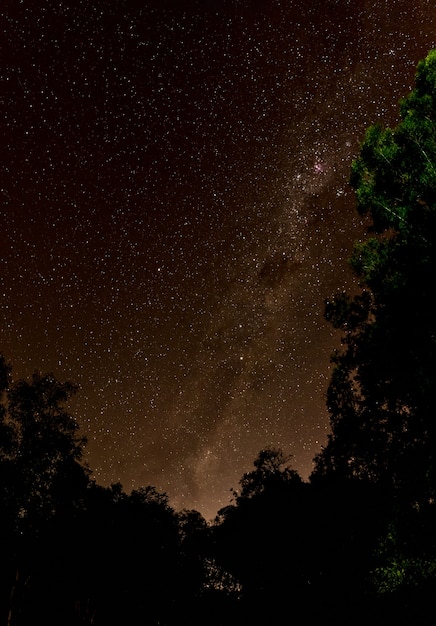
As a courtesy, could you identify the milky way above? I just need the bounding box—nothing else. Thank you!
[1,0,435,519]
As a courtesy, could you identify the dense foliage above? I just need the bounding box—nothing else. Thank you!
[314,50,436,507]
[1,50,436,625]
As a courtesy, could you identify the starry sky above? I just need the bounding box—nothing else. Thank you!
[1,0,435,520]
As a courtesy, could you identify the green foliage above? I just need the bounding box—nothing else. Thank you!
[314,50,436,507]
[373,531,436,595]
[351,49,436,239]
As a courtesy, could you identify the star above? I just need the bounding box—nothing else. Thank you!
[1,0,435,521]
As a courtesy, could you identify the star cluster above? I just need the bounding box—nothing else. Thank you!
[1,0,435,519]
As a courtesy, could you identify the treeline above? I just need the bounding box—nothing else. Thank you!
[0,373,432,626]
[1,49,436,625]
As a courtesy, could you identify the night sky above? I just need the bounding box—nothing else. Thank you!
[2,0,435,520]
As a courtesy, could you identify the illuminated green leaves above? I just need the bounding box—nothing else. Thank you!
[351,49,436,240]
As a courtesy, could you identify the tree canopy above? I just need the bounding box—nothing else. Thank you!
[313,49,436,507]
[0,359,90,534]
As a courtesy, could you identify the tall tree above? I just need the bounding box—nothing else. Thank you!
[210,449,312,624]
[0,357,90,625]
[313,49,436,506]
[3,369,90,530]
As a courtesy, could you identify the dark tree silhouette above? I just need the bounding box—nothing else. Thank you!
[312,49,436,619]
[313,49,436,506]
[6,372,89,528]
[211,448,392,625]
[237,447,302,500]
[0,357,91,625]
[209,448,314,624]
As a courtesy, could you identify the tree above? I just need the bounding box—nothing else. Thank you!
[309,50,436,621]
[2,368,90,530]
[0,356,90,625]
[236,447,302,501]
[313,49,436,506]
[209,449,313,624]
[76,483,181,626]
